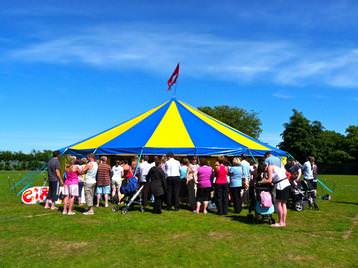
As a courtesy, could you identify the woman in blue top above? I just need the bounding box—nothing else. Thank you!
[179,158,189,206]
[229,157,244,213]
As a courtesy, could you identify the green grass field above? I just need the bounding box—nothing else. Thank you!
[0,171,357,267]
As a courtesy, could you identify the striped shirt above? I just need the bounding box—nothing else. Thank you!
[96,163,111,186]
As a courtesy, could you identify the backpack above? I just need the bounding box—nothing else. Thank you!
[120,177,138,195]
[260,191,272,208]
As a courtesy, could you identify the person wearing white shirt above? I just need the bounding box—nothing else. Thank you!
[111,160,124,202]
[302,157,314,181]
[165,152,181,210]
[261,164,290,228]
[139,156,155,209]
[139,156,155,183]
[303,156,319,209]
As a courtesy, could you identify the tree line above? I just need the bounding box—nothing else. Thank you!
[279,110,358,174]
[0,150,52,170]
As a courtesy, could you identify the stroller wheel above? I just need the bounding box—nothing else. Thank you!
[121,207,128,215]
[295,201,303,211]
[140,207,145,213]
[269,217,275,224]
[112,206,117,213]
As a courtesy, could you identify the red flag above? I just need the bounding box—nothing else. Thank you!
[167,63,180,90]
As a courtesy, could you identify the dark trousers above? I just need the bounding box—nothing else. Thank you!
[141,182,151,208]
[248,181,255,213]
[154,195,164,213]
[48,181,59,202]
[166,176,181,210]
[215,183,229,215]
[78,181,84,201]
[187,180,196,210]
[230,186,243,213]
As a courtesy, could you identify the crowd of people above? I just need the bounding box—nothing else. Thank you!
[44,150,319,227]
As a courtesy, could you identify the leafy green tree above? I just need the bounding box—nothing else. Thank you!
[4,161,11,170]
[280,110,357,173]
[318,130,346,163]
[20,161,28,170]
[345,125,358,160]
[279,109,317,162]
[198,105,262,138]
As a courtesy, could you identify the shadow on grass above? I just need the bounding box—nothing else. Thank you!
[331,201,358,206]
[73,206,88,213]
[226,215,254,225]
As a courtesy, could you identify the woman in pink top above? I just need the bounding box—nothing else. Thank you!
[196,160,213,214]
[63,158,80,215]
[214,158,229,215]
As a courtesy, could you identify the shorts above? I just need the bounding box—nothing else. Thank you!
[63,184,79,197]
[197,187,211,202]
[96,185,110,195]
[276,186,290,202]
[47,181,59,201]
[111,177,122,187]
[84,183,96,207]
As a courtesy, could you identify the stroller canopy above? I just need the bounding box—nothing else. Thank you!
[60,98,286,157]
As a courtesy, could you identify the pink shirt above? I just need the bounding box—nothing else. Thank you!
[197,166,213,188]
[65,170,79,185]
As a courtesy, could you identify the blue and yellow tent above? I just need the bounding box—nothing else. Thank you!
[61,98,286,157]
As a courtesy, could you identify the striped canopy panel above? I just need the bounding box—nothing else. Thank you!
[62,99,286,156]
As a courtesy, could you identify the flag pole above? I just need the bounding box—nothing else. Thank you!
[174,80,178,99]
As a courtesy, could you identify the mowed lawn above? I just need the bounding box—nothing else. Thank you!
[0,171,357,268]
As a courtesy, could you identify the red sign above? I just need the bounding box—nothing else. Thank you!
[21,186,49,205]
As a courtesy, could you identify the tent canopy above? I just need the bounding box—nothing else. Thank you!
[61,98,286,157]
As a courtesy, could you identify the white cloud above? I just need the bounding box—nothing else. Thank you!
[275,49,358,88]
[6,25,358,89]
[272,92,295,99]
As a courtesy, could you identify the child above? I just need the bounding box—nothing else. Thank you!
[63,158,80,215]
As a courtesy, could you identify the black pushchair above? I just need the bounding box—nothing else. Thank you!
[288,180,318,211]
[248,183,275,224]
[112,177,145,214]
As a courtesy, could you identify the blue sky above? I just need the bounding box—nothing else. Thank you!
[1,0,357,152]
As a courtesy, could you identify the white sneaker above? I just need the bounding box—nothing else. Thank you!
[67,211,76,216]
[62,211,67,215]
[83,211,94,215]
